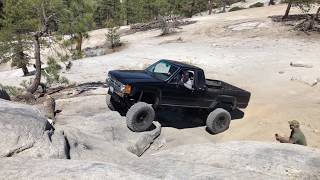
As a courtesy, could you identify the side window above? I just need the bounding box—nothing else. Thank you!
[170,70,182,84]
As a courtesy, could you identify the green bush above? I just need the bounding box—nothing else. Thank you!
[42,57,69,87]
[229,6,245,12]
[106,27,121,48]
[249,2,264,8]
[20,79,33,90]
[0,84,23,96]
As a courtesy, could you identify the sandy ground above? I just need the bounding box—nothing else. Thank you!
[1,5,320,148]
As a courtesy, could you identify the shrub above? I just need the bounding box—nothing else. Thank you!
[249,2,264,8]
[229,6,246,12]
[20,79,33,90]
[0,84,23,97]
[106,27,121,48]
[160,17,177,36]
[42,57,69,87]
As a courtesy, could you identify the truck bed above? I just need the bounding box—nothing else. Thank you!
[206,79,244,92]
[206,79,251,108]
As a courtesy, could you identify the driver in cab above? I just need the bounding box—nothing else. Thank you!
[180,71,194,90]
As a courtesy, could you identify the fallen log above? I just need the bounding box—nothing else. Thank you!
[130,16,196,32]
[290,77,318,87]
[290,62,313,68]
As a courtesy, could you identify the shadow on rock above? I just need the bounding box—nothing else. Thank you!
[156,108,244,129]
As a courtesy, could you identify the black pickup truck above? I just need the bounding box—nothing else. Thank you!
[106,59,250,134]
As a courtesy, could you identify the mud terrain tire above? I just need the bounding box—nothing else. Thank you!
[206,108,231,134]
[126,102,155,132]
[0,88,10,100]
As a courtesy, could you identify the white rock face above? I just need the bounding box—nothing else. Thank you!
[0,158,155,180]
[0,100,68,159]
[0,142,319,179]
[1,100,320,179]
[128,142,320,179]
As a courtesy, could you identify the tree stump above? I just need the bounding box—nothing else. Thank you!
[44,95,56,122]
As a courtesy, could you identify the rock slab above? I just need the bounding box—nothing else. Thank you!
[0,100,68,159]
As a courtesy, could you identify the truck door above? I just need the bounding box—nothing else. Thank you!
[161,69,205,108]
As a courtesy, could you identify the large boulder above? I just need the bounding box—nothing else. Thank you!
[0,100,68,159]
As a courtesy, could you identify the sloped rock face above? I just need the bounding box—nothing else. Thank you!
[0,158,155,180]
[0,100,68,159]
[0,141,319,180]
[128,141,320,179]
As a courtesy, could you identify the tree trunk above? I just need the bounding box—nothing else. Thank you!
[22,66,29,76]
[307,14,315,30]
[283,1,292,19]
[27,34,41,94]
[75,33,83,54]
[208,0,213,15]
[222,0,227,13]
[268,0,275,6]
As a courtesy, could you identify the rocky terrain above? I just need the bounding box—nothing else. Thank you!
[1,99,320,179]
[0,4,320,179]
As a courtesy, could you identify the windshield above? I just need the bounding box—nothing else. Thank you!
[145,60,179,81]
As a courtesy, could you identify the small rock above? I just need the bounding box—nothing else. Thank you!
[127,122,161,157]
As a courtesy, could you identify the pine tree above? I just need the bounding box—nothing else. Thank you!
[59,0,96,56]
[0,0,39,76]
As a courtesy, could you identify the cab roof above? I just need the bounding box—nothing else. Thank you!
[161,59,201,70]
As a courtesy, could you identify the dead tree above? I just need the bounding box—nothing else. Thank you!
[27,3,55,94]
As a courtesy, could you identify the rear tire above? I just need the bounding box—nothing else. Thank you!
[126,102,155,132]
[206,108,231,134]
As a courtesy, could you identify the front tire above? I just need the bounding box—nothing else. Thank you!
[126,102,155,132]
[106,95,116,111]
[206,108,231,134]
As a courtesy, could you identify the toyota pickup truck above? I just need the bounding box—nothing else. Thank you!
[106,59,251,134]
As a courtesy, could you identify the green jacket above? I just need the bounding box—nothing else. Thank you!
[290,128,307,146]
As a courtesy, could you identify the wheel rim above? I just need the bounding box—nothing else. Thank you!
[136,111,148,125]
[215,115,227,129]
